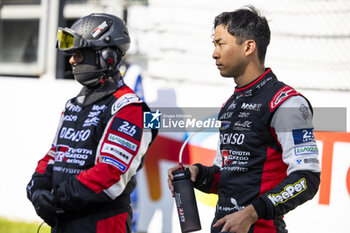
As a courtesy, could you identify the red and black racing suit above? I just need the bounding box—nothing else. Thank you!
[194,68,321,233]
[27,78,157,233]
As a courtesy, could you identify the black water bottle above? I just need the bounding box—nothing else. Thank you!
[172,168,201,233]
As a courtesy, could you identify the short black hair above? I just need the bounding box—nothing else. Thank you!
[214,6,270,63]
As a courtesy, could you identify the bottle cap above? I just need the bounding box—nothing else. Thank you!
[172,168,191,181]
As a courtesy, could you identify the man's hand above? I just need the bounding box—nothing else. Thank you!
[31,190,64,226]
[167,164,199,197]
[212,204,258,233]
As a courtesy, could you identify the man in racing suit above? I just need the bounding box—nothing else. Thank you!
[168,7,320,233]
[26,13,157,233]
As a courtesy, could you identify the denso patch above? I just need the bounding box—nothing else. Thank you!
[292,128,315,145]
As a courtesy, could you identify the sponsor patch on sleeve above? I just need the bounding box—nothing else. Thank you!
[222,150,229,166]
[99,156,127,172]
[292,128,316,145]
[111,94,142,115]
[48,148,56,158]
[270,86,300,112]
[294,145,318,156]
[107,133,138,151]
[101,143,133,165]
[267,178,307,206]
[110,117,142,141]
[303,158,319,164]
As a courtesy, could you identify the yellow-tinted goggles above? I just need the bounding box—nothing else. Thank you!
[56,27,85,52]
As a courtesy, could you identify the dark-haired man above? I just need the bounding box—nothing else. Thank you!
[168,6,320,233]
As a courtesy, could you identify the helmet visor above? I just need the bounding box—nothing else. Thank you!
[57,27,85,52]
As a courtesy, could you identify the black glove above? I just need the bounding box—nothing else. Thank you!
[31,190,64,227]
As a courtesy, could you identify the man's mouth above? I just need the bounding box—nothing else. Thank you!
[216,63,223,69]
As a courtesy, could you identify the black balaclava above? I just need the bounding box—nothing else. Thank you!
[72,48,105,88]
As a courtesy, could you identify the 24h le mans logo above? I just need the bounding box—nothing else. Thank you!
[144,110,161,129]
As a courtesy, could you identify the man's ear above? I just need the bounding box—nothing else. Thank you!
[245,40,256,56]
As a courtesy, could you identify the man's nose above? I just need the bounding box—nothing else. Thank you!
[69,56,77,66]
[69,50,83,66]
[212,48,219,59]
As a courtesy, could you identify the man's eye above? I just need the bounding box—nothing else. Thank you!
[213,42,224,47]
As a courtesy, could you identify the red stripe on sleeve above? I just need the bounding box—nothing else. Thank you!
[97,212,128,233]
[254,146,287,233]
[260,146,287,195]
[113,85,134,99]
[77,163,122,193]
[35,147,56,174]
[209,172,221,194]
[253,219,277,233]
[115,103,143,128]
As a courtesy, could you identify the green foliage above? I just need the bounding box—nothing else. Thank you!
[0,217,51,233]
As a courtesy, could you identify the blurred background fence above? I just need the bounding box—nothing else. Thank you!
[0,0,349,90]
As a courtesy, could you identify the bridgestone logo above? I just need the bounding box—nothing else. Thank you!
[267,178,307,206]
